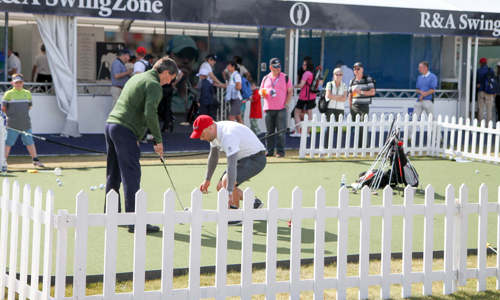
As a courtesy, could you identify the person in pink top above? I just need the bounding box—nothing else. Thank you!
[259,58,293,158]
[292,56,317,136]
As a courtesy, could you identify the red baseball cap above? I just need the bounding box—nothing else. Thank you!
[480,57,487,64]
[190,115,214,139]
[136,46,147,55]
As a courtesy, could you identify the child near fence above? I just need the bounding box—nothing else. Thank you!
[249,82,263,135]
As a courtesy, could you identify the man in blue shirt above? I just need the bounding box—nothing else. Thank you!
[110,49,133,107]
[476,57,495,124]
[415,61,438,118]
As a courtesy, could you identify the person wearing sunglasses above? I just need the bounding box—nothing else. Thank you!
[325,67,348,122]
[348,62,376,146]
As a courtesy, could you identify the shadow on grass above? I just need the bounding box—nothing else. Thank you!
[408,289,500,299]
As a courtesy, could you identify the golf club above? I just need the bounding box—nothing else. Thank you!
[159,155,188,211]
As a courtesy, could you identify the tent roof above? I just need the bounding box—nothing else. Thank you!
[299,0,500,14]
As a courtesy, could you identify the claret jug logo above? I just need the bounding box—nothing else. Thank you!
[290,2,310,27]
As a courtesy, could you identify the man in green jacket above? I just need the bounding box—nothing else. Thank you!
[105,56,178,233]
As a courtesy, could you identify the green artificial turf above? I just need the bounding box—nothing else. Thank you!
[2,157,499,275]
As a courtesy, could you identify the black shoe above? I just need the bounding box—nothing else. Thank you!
[253,198,263,209]
[128,224,160,233]
[228,205,241,225]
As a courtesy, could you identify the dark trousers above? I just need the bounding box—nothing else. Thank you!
[199,79,217,119]
[105,123,141,213]
[496,95,500,122]
[36,74,52,92]
[265,108,287,156]
[199,103,218,119]
[351,103,369,147]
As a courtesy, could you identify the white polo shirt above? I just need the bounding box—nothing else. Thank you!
[197,62,213,83]
[210,121,265,161]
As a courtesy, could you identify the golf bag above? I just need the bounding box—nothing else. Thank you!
[354,123,419,191]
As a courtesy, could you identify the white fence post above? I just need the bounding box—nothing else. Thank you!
[0,179,10,300]
[299,114,308,158]
[358,186,371,299]
[41,191,54,300]
[336,186,349,299]
[476,184,488,291]
[161,189,176,299]
[423,185,435,296]
[313,186,326,299]
[265,187,279,300]
[103,191,119,299]
[132,190,147,299]
[73,191,89,300]
[241,188,255,300]
[54,208,70,300]
[19,184,31,300]
[188,188,203,300]
[381,186,393,299]
[215,189,229,300]
[443,185,455,295]
[30,187,43,300]
[401,186,414,298]
[290,187,303,299]
[7,181,20,300]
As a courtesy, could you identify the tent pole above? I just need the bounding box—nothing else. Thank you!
[294,28,299,87]
[257,26,262,83]
[73,16,78,116]
[471,36,479,120]
[208,23,211,53]
[163,20,167,54]
[3,12,8,82]
[465,37,471,120]
[320,30,325,70]
[457,37,463,117]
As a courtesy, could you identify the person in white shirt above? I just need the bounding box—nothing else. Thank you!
[225,61,243,123]
[325,67,347,121]
[31,44,52,92]
[7,50,21,79]
[133,46,150,75]
[191,115,266,223]
[336,61,354,88]
[197,54,225,119]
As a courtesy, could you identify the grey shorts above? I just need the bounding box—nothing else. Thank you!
[220,151,266,186]
[229,99,242,116]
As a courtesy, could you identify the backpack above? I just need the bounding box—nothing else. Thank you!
[318,90,328,113]
[484,68,498,94]
[240,76,253,99]
[140,60,152,71]
[310,67,324,94]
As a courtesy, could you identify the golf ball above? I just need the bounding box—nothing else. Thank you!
[184,207,189,211]
[90,186,96,191]
[57,182,62,187]
[99,184,105,190]
[475,169,480,174]
[54,167,62,176]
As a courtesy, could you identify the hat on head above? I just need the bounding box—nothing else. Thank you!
[270,58,281,68]
[12,74,23,82]
[190,115,214,139]
[353,62,363,68]
[480,57,487,64]
[117,49,131,56]
[136,46,146,56]
[205,54,217,61]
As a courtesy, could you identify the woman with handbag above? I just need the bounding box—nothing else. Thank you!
[325,67,347,121]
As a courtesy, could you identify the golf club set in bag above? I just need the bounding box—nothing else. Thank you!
[351,119,419,193]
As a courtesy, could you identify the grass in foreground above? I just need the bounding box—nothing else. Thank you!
[24,254,496,299]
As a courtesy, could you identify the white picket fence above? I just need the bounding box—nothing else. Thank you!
[298,113,500,163]
[1,178,500,299]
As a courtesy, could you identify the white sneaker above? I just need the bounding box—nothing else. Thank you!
[289,132,301,137]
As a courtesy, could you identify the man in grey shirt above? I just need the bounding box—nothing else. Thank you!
[191,115,266,224]
[110,49,133,106]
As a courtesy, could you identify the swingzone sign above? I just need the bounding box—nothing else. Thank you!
[2,0,500,37]
[0,0,168,19]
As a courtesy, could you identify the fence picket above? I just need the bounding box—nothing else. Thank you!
[478,120,486,156]
[370,114,377,157]
[161,189,176,299]
[361,114,368,157]
[486,121,493,158]
[54,209,69,300]
[449,116,456,157]
[456,117,464,155]
[241,188,255,300]
[290,187,303,299]
[188,189,202,299]
[18,185,31,300]
[336,187,349,299]
[379,113,386,151]
[477,184,488,291]
[299,114,308,158]
[313,187,326,299]
[215,189,229,300]
[442,116,450,157]
[344,114,352,157]
[319,114,326,156]
[133,190,147,299]
[471,119,478,156]
[7,181,20,300]
[456,185,469,287]
[359,186,371,298]
[463,118,471,155]
[402,186,415,298]
[73,191,89,300]
[41,191,54,300]
[497,186,500,290]
[381,186,393,299]
[353,114,360,156]
[443,185,455,295]
[0,179,10,300]
[310,115,318,158]
[29,187,42,299]
[327,114,334,158]
[426,114,433,155]
[265,187,279,300]
[423,185,435,296]
[103,191,119,299]
[418,114,426,156]
[495,122,500,163]
[336,114,343,158]
[410,114,417,156]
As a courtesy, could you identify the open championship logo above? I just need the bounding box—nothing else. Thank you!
[290,2,310,26]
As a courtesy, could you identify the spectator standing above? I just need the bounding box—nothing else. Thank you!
[7,50,21,80]
[249,82,263,135]
[495,62,500,123]
[133,46,150,75]
[259,58,293,158]
[31,44,52,91]
[348,62,376,147]
[2,74,44,171]
[415,61,438,118]
[105,57,178,233]
[110,49,133,107]
[292,57,317,137]
[225,61,243,123]
[477,57,496,124]
[197,54,225,119]
[325,67,347,121]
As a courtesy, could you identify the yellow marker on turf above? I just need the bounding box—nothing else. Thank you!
[27,169,38,173]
